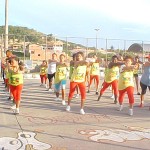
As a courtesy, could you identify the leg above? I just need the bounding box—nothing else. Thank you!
[118,89,126,105]
[48,74,54,89]
[95,75,100,94]
[111,80,118,104]
[126,86,134,109]
[44,74,47,84]
[140,82,147,107]
[55,83,61,98]
[40,75,44,84]
[61,80,66,101]
[98,81,110,101]
[134,75,140,94]
[87,75,94,92]
[68,82,77,106]
[78,82,86,109]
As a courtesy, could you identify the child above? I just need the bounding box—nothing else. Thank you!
[118,56,137,116]
[40,60,48,88]
[70,53,79,98]
[47,53,58,91]
[8,57,24,114]
[132,56,143,95]
[87,54,100,95]
[97,55,122,103]
[66,52,89,114]
[54,54,68,105]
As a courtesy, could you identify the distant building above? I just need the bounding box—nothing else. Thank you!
[128,43,150,53]
[26,42,64,61]
[43,40,63,53]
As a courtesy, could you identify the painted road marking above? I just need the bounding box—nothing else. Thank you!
[0,131,51,150]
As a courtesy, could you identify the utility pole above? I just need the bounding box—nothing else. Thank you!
[4,0,8,54]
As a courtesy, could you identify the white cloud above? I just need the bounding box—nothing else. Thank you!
[61,0,150,26]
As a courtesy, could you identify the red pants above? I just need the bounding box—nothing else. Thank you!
[5,78,9,85]
[40,74,47,84]
[100,80,118,96]
[119,86,134,104]
[89,75,100,87]
[9,84,23,101]
[69,82,86,100]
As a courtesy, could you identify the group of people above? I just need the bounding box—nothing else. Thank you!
[1,50,150,116]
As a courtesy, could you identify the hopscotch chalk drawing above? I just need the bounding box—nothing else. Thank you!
[80,128,150,143]
[0,131,51,150]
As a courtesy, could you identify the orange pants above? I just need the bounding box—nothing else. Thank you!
[100,80,118,96]
[119,86,134,104]
[40,74,47,84]
[69,82,86,100]
[9,84,23,101]
[89,75,100,87]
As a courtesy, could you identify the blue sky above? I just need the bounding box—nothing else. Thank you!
[0,0,150,49]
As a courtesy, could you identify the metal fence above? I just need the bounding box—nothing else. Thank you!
[0,34,150,62]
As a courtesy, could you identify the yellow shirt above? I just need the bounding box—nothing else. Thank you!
[40,66,47,75]
[4,67,9,79]
[9,73,23,86]
[118,71,134,90]
[105,66,119,83]
[54,65,67,84]
[90,63,99,75]
[71,65,87,82]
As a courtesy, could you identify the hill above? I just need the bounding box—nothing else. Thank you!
[0,25,86,50]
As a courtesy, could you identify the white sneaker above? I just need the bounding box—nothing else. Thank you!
[118,105,123,111]
[15,108,19,114]
[62,100,66,106]
[66,105,71,112]
[48,88,53,92]
[54,97,60,101]
[80,109,85,115]
[10,105,16,110]
[110,95,114,99]
[75,94,79,98]
[129,109,133,116]
[45,84,48,88]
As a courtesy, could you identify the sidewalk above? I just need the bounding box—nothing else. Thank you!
[0,79,150,150]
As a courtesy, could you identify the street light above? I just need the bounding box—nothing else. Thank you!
[94,29,100,55]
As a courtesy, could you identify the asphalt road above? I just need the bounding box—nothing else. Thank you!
[0,78,150,150]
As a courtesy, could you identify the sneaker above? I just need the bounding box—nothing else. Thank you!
[45,84,48,88]
[110,95,114,99]
[40,84,43,87]
[10,105,16,110]
[66,105,71,112]
[62,100,66,106]
[15,108,19,114]
[95,92,98,95]
[75,94,79,98]
[129,109,133,116]
[48,88,53,92]
[87,90,90,93]
[118,105,123,111]
[54,97,60,101]
[80,109,85,115]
